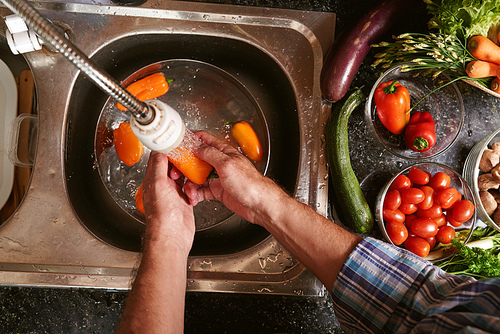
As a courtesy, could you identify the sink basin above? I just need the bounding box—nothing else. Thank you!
[0,0,335,295]
[67,35,299,255]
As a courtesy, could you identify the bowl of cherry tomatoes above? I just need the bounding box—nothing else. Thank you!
[376,162,476,262]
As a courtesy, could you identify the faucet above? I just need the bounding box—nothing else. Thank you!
[1,0,154,124]
[1,0,187,153]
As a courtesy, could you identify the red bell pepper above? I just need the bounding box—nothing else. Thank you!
[405,111,436,152]
[374,81,411,135]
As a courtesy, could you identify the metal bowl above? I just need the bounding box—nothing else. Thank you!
[376,162,476,262]
[95,59,270,231]
[463,127,500,231]
[65,34,300,254]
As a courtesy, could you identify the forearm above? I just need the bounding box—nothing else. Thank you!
[192,131,361,290]
[116,224,190,334]
[331,237,500,333]
[255,186,362,291]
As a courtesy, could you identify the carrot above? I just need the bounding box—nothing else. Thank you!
[467,35,500,65]
[465,60,499,78]
[491,77,500,94]
[117,73,170,111]
[168,146,213,185]
[135,184,145,215]
[113,122,144,166]
[230,121,263,162]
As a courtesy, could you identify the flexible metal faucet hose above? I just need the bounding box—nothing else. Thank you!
[1,0,154,124]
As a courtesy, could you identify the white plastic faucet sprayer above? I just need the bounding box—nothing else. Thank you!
[130,100,186,154]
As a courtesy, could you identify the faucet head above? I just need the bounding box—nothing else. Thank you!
[130,100,185,153]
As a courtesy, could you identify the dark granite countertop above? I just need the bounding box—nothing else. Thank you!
[1,0,498,333]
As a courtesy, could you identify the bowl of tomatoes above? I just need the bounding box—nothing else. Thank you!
[365,64,465,160]
[376,162,476,262]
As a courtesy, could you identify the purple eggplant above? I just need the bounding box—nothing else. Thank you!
[320,0,413,102]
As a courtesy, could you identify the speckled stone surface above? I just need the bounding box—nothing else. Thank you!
[0,287,340,333]
[1,0,499,333]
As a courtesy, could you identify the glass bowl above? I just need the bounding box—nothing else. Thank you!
[376,162,476,262]
[463,127,500,231]
[365,64,465,160]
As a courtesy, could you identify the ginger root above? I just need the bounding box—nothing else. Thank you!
[492,164,500,182]
[491,190,500,204]
[494,206,500,226]
[492,141,500,155]
[480,190,498,216]
[478,173,500,190]
[479,149,500,173]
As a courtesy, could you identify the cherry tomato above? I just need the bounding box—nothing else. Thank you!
[383,208,406,224]
[408,168,430,185]
[424,236,436,250]
[389,175,412,192]
[386,221,408,245]
[446,213,463,227]
[436,225,455,244]
[411,217,438,238]
[384,190,402,211]
[416,203,443,219]
[404,236,431,257]
[401,187,425,204]
[405,214,418,231]
[428,172,451,191]
[435,187,461,209]
[399,202,418,215]
[418,186,435,210]
[452,199,475,223]
[433,214,447,228]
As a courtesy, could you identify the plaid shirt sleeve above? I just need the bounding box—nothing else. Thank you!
[330,237,500,333]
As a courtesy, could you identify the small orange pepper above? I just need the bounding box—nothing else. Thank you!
[230,121,263,162]
[117,73,170,111]
[168,146,213,185]
[135,184,145,214]
[113,122,144,166]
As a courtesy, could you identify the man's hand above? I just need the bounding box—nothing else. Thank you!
[143,151,195,253]
[183,131,286,227]
[183,131,361,291]
[117,152,196,334]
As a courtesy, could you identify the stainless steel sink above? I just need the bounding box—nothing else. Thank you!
[0,0,335,295]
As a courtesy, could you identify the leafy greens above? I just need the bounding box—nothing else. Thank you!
[372,0,500,88]
[425,0,500,38]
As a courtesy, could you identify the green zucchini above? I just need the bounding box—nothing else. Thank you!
[326,88,374,234]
